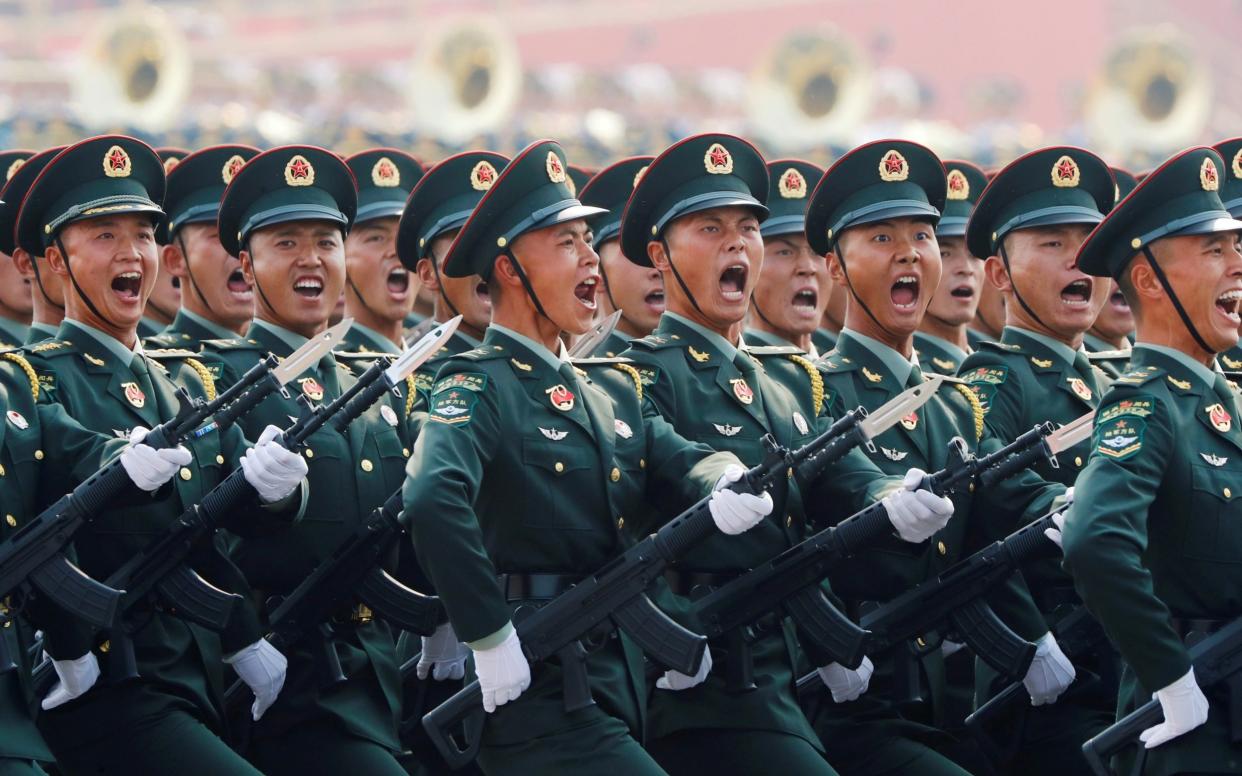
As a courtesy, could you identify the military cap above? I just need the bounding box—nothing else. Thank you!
[0,147,63,256]
[1077,147,1242,279]
[761,160,824,238]
[620,133,769,266]
[442,140,603,279]
[1112,168,1139,204]
[937,160,988,239]
[577,156,653,247]
[566,165,595,200]
[16,135,165,257]
[217,145,357,257]
[395,150,508,271]
[805,140,945,256]
[157,144,260,244]
[344,148,423,225]
[157,147,191,175]
[966,146,1114,261]
[1213,138,1242,217]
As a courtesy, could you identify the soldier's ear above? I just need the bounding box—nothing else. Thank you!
[648,240,669,271]
[1129,256,1164,303]
[44,240,69,277]
[491,253,522,292]
[983,255,1011,294]
[415,256,439,293]
[11,248,35,278]
[825,251,846,284]
[239,249,256,287]
[161,242,187,279]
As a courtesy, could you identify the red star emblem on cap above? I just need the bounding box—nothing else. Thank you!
[477,165,494,184]
[949,175,965,192]
[107,148,127,172]
[1055,158,1076,181]
[883,153,904,175]
[288,157,311,180]
[709,146,729,168]
[548,155,562,176]
[783,171,802,191]
[377,161,395,179]
[1204,163,1218,185]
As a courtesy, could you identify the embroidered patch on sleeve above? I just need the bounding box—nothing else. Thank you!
[429,388,478,425]
[635,366,659,386]
[432,372,488,395]
[1097,395,1156,423]
[1094,416,1146,460]
[960,365,1008,414]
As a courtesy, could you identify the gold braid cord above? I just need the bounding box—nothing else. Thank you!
[2,352,39,400]
[953,384,984,441]
[404,374,417,417]
[612,363,643,401]
[182,358,217,403]
[788,354,824,416]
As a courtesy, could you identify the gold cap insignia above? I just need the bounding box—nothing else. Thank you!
[1114,182,1121,203]
[222,154,246,184]
[546,151,566,184]
[946,169,969,200]
[284,154,315,187]
[778,168,807,199]
[372,156,400,187]
[471,160,497,191]
[103,145,133,178]
[5,157,25,182]
[705,143,733,175]
[1233,148,1242,180]
[633,165,649,189]
[162,156,181,173]
[878,150,909,182]
[566,175,577,197]
[1051,155,1080,188]
[1201,157,1219,191]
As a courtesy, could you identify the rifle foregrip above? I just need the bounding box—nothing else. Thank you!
[357,568,443,636]
[1081,700,1162,776]
[950,599,1036,680]
[832,503,895,557]
[30,554,121,629]
[612,594,706,676]
[652,507,718,562]
[978,443,1049,488]
[212,371,279,431]
[153,565,240,631]
[424,683,487,770]
[783,586,869,669]
[329,366,389,433]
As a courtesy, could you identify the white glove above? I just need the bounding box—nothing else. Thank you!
[120,426,192,492]
[817,656,874,703]
[1141,667,1210,749]
[656,648,713,691]
[1044,511,1066,550]
[41,652,100,710]
[709,465,773,535]
[417,622,469,681]
[224,638,288,721]
[882,468,955,543]
[1023,632,1076,705]
[240,425,308,503]
[473,629,531,713]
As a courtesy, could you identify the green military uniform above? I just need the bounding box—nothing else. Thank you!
[403,140,734,775]
[1082,335,1133,379]
[0,152,32,350]
[958,146,1120,773]
[1064,146,1242,775]
[1215,139,1242,376]
[208,145,410,775]
[0,321,27,351]
[965,328,992,349]
[913,332,968,376]
[814,328,839,353]
[0,149,66,352]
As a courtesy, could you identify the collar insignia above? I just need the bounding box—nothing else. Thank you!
[714,423,742,437]
[539,426,568,441]
[614,418,633,439]
[1167,375,1192,390]
[1201,452,1228,466]
[546,384,575,411]
[1068,377,1092,401]
[687,346,710,363]
[932,356,955,371]
[1222,355,1242,370]
[1030,357,1053,368]
[82,352,105,366]
[510,358,533,372]
[731,378,754,404]
[121,381,145,408]
[862,366,884,383]
[881,446,908,462]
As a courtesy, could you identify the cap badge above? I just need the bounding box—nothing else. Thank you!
[1201,157,1219,191]
[731,377,754,405]
[162,156,181,173]
[1068,377,1093,401]
[1051,155,1080,188]
[778,168,807,199]
[546,151,567,183]
[565,174,577,197]
[705,143,734,175]
[222,154,246,184]
[946,169,969,200]
[299,376,325,401]
[633,165,649,189]
[284,155,315,187]
[878,150,909,182]
[900,411,919,431]
[546,383,575,411]
[121,381,145,408]
[103,145,133,178]
[1207,402,1232,433]
[1233,149,1242,180]
[372,156,400,187]
[5,157,25,181]
[471,160,497,191]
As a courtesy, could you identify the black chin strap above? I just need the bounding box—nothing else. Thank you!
[998,242,1052,333]
[750,296,780,331]
[503,249,551,321]
[29,256,64,313]
[176,232,216,318]
[661,238,708,319]
[832,239,897,340]
[1140,245,1215,355]
[426,248,462,320]
[245,242,281,322]
[598,257,643,336]
[55,236,120,330]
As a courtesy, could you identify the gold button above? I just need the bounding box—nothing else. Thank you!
[0,464,6,476]
[1074,456,1083,467]
[305,448,314,458]
[99,640,110,653]
[1225,487,1232,499]
[639,458,646,469]
[403,447,410,457]
[361,458,374,472]
[216,454,225,465]
[34,450,43,460]
[610,467,621,482]
[968,483,974,493]
[937,540,947,556]
[786,515,793,528]
[179,467,192,481]
[555,462,564,473]
[916,636,926,648]
[616,516,625,530]
[4,515,14,527]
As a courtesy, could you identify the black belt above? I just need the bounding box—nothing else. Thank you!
[664,570,739,597]
[1171,617,1231,641]
[499,573,580,602]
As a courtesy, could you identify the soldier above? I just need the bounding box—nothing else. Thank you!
[577,156,664,358]
[914,160,988,376]
[957,146,1120,773]
[402,139,769,775]
[143,145,261,350]
[815,272,847,353]
[1212,139,1242,374]
[1063,145,1242,775]
[0,149,69,346]
[136,148,191,338]
[13,135,307,775]
[206,145,413,775]
[803,140,1071,775]
[617,133,954,776]
[1082,169,1140,380]
[0,152,34,347]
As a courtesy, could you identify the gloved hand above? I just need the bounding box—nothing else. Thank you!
[240,425,308,503]
[417,622,469,681]
[120,426,192,492]
[224,638,288,720]
[473,629,531,713]
[1044,511,1067,550]
[1024,632,1076,705]
[42,652,100,710]
[1141,667,1210,749]
[817,656,874,703]
[709,465,773,535]
[883,468,955,543]
[656,648,713,691]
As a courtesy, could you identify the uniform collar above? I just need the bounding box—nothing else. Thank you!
[489,323,569,371]
[840,328,917,385]
[248,318,309,352]
[178,308,242,341]
[62,318,142,365]
[914,331,968,364]
[1005,326,1081,365]
[743,326,817,357]
[664,311,744,360]
[29,321,58,338]
[349,321,401,354]
[1134,343,1220,389]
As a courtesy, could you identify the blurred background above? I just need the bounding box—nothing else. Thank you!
[1,0,1239,172]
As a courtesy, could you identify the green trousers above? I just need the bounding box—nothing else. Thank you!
[649,728,839,776]
[478,712,664,776]
[249,718,407,776]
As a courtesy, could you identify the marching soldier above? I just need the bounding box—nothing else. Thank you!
[617,133,953,775]
[0,152,34,348]
[815,273,847,353]
[1082,169,1140,378]
[576,156,664,358]
[136,148,191,339]
[402,139,768,774]
[1212,138,1242,374]
[1063,145,1242,775]
[914,160,988,376]
[13,135,306,775]
[0,149,69,345]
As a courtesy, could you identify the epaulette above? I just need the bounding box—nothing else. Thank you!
[571,356,633,366]
[201,337,264,351]
[747,345,803,357]
[1113,365,1164,386]
[629,333,679,350]
[144,348,198,360]
[787,354,824,416]
[814,353,859,373]
[611,362,643,400]
[1087,349,1131,361]
[335,348,391,360]
[977,340,1024,353]
[454,345,507,361]
[28,339,72,356]
[1,351,40,400]
[950,383,984,441]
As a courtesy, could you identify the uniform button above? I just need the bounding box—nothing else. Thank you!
[179,467,192,481]
[1074,456,1083,467]
[5,514,14,527]
[403,448,410,457]
[361,459,374,472]
[554,462,564,473]
[616,516,625,530]
[937,540,947,556]
[0,464,6,476]
[34,450,43,460]
[610,467,621,482]
[1226,487,1233,499]
[99,640,110,653]
[786,515,793,528]
[304,449,314,459]
[215,454,225,465]
[639,458,646,469]
[916,636,926,648]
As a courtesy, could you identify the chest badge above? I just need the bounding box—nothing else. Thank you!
[1200,452,1229,467]
[299,377,325,402]
[714,423,742,437]
[793,412,809,435]
[121,381,145,408]
[900,411,919,430]
[614,419,633,439]
[6,410,28,430]
[881,446,908,462]
[1067,377,1093,401]
[731,378,754,405]
[546,384,576,411]
[1206,402,1233,433]
[380,404,399,427]
[539,427,568,441]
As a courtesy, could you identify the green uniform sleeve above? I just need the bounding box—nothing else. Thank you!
[640,395,738,521]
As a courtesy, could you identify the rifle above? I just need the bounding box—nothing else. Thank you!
[420,376,951,769]
[0,318,353,629]
[566,310,621,359]
[1082,615,1242,776]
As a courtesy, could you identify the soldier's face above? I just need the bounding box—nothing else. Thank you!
[417,230,492,338]
[240,220,346,338]
[753,233,827,337]
[12,248,66,310]
[597,239,664,336]
[989,225,1104,341]
[166,223,254,331]
[829,217,941,341]
[344,217,413,323]
[925,236,983,327]
[1156,232,1242,353]
[1089,279,1134,343]
[52,214,159,340]
[0,253,33,319]
[510,218,600,335]
[144,249,181,322]
[656,206,764,333]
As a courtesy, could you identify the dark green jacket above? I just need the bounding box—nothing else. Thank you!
[143,310,238,351]
[812,327,838,355]
[912,331,970,376]
[0,319,29,350]
[592,329,633,359]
